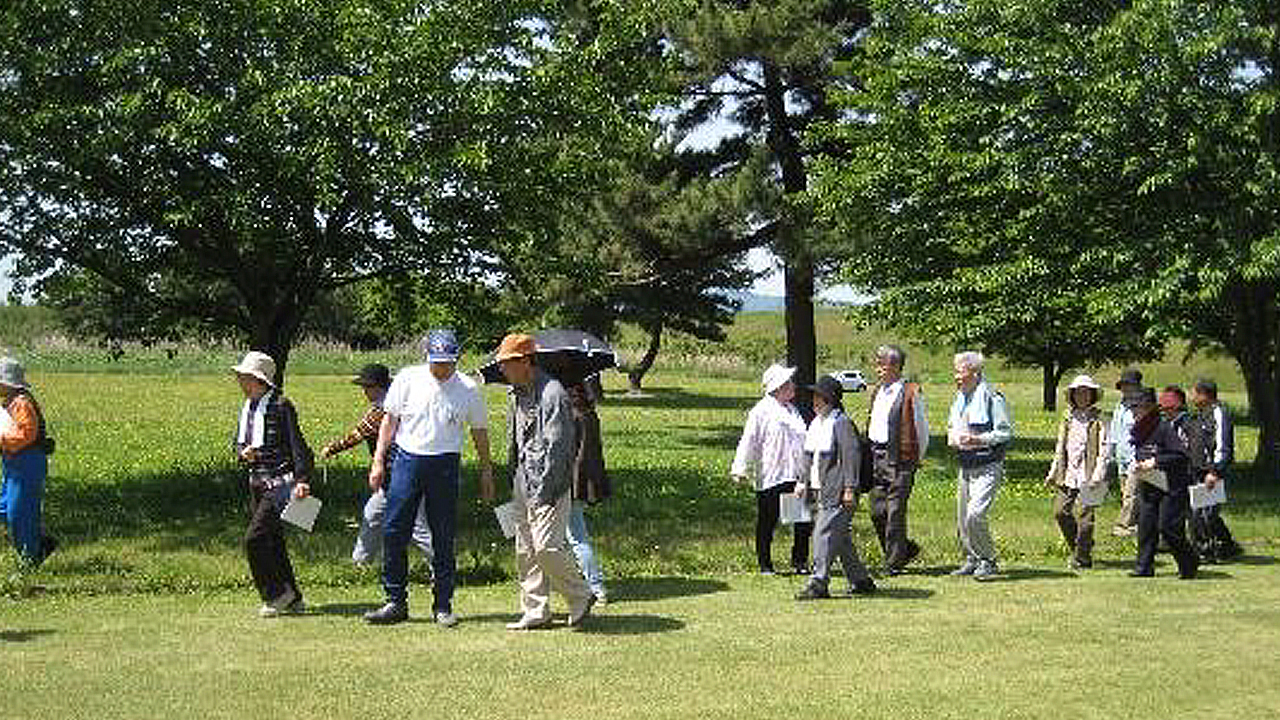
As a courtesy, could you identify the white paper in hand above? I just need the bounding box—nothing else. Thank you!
[1189,481,1227,510]
[281,496,322,532]
[1135,467,1168,491]
[0,406,13,435]
[779,493,812,525]
[1078,482,1109,508]
[493,501,519,539]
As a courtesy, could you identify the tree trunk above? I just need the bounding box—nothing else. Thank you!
[1226,283,1280,472]
[783,259,817,419]
[247,297,305,390]
[762,59,817,420]
[627,322,663,392]
[1042,360,1062,412]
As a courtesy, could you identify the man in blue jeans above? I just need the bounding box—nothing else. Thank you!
[364,329,494,626]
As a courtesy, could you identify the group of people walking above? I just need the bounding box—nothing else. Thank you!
[229,330,609,629]
[0,337,1246,621]
[731,345,1242,598]
[732,345,1013,595]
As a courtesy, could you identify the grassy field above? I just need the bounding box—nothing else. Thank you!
[3,311,1280,719]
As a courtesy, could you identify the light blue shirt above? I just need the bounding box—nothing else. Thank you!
[1108,401,1136,472]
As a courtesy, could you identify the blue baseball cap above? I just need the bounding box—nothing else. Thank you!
[423,329,460,363]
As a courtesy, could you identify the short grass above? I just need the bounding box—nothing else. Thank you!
[3,312,1279,718]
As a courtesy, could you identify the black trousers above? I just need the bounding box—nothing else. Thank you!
[868,450,918,569]
[245,484,301,602]
[1135,482,1197,577]
[756,483,812,572]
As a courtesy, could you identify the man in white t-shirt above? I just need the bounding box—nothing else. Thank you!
[363,329,494,626]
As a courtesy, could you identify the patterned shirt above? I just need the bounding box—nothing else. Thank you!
[325,404,385,456]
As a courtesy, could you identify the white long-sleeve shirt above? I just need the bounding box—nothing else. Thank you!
[731,395,807,491]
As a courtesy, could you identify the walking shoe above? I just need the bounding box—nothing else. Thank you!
[35,534,58,568]
[972,560,999,582]
[434,611,459,628]
[592,589,608,607]
[1217,541,1244,561]
[568,593,597,627]
[847,579,877,596]
[363,602,409,625]
[1068,558,1092,570]
[951,560,979,576]
[259,588,302,618]
[794,584,830,601]
[505,614,552,631]
[1111,524,1136,537]
[1128,569,1154,578]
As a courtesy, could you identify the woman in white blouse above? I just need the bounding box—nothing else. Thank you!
[731,364,811,575]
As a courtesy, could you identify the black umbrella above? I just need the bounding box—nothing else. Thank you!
[476,329,616,386]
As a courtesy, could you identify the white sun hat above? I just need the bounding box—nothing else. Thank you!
[231,351,277,388]
[761,363,797,395]
[1066,374,1101,392]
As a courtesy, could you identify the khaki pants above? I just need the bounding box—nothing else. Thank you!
[513,489,591,622]
[1054,486,1096,564]
[1114,463,1138,530]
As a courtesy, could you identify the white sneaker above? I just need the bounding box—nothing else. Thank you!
[568,593,597,627]
[435,611,459,628]
[258,588,302,617]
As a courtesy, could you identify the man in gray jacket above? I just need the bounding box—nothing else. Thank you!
[496,333,595,630]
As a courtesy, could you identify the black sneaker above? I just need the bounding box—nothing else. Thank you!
[364,602,409,625]
[847,579,877,596]
[36,534,58,567]
[794,585,830,601]
[1218,542,1244,561]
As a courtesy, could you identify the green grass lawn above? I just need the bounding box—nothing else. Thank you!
[3,331,1280,718]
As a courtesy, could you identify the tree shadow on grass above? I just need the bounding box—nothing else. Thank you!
[576,614,686,635]
[1,629,56,642]
[864,586,934,600]
[309,601,383,618]
[1230,553,1277,566]
[976,567,1077,583]
[609,576,729,603]
[453,612,685,635]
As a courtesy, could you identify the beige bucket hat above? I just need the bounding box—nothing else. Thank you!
[231,351,277,387]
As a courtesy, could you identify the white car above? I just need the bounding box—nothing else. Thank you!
[832,369,867,392]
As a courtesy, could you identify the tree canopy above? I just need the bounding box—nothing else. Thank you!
[810,0,1280,462]
[0,0,657,382]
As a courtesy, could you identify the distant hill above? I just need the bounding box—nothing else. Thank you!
[735,292,787,313]
[731,291,866,314]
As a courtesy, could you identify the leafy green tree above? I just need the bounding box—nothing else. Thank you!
[811,0,1280,465]
[0,0,647,384]
[539,138,766,390]
[662,0,872,408]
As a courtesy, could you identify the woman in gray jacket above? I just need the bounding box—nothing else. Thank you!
[794,375,877,599]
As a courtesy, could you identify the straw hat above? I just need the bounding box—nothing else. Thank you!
[231,351,277,387]
[761,364,797,395]
[495,334,536,362]
[0,356,30,391]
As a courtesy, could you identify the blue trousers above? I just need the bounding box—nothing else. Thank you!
[567,501,605,595]
[1,447,48,564]
[382,450,458,613]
